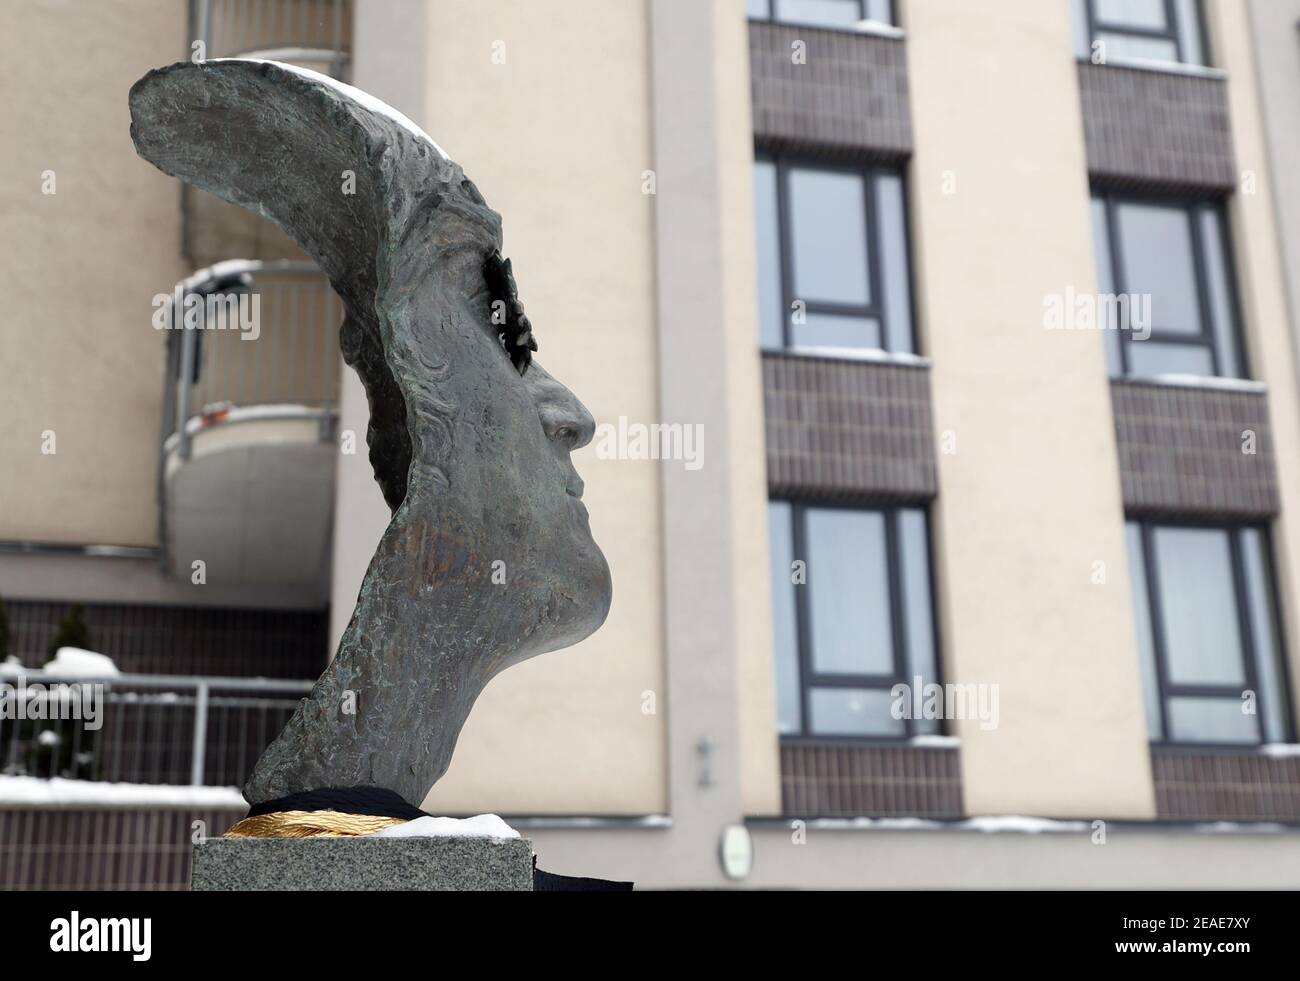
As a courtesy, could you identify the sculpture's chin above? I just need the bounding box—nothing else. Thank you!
[535,514,612,655]
[562,487,612,627]
[563,531,613,646]
[580,540,614,636]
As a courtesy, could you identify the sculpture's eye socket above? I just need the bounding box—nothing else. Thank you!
[483,249,538,376]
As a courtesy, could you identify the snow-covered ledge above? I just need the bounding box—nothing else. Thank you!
[746,814,1300,835]
[909,734,959,749]
[1260,743,1300,758]
[0,776,247,811]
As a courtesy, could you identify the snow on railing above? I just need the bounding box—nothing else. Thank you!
[0,671,312,788]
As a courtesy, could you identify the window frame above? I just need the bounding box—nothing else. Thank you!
[748,0,897,30]
[757,152,917,356]
[773,498,941,743]
[1131,519,1294,749]
[1093,189,1248,381]
[1078,0,1211,68]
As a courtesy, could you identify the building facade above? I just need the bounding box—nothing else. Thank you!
[2,0,1300,888]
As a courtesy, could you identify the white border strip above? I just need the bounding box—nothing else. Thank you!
[1120,373,1268,394]
[1078,55,1227,80]
[777,345,931,368]
[753,815,1296,835]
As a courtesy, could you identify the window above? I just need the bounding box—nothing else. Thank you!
[1071,0,1209,67]
[748,0,895,30]
[1091,193,1245,379]
[1126,522,1293,746]
[768,501,938,739]
[754,156,915,354]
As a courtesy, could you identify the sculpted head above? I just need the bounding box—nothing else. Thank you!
[130,59,611,805]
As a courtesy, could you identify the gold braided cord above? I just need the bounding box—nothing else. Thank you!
[224,810,410,838]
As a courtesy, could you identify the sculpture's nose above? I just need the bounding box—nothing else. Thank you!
[528,363,596,453]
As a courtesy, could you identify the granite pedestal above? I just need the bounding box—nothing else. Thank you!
[191,835,535,891]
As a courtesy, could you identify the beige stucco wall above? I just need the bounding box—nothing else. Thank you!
[0,0,187,547]
[714,0,783,817]
[1211,0,1300,729]
[1247,1,1300,404]
[905,0,1155,818]
[397,0,667,815]
[527,822,1300,889]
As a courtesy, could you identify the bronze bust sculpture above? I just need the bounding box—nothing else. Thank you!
[130,60,612,807]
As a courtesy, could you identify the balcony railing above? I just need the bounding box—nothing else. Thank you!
[160,260,343,464]
[184,0,353,262]
[0,672,312,787]
[192,0,351,78]
[156,260,343,585]
[160,4,353,589]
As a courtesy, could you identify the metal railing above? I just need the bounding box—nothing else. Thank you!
[193,0,352,78]
[0,672,312,787]
[159,260,344,464]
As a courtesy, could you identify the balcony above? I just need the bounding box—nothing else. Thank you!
[194,0,351,77]
[159,261,342,594]
[0,668,311,890]
[159,2,354,596]
[182,0,353,264]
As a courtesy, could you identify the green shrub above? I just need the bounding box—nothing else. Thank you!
[0,595,9,663]
[47,604,93,658]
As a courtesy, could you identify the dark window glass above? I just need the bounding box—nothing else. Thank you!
[876,173,914,354]
[809,687,902,737]
[1152,527,1246,686]
[805,508,892,675]
[1126,340,1215,378]
[1090,197,1123,374]
[788,169,871,306]
[768,501,939,739]
[1116,203,1202,335]
[750,0,896,29]
[1091,192,1245,379]
[793,314,881,350]
[898,508,937,690]
[1242,528,1289,743]
[754,155,915,354]
[778,0,861,28]
[767,501,804,734]
[1097,31,1178,63]
[1126,521,1293,745]
[1096,0,1166,30]
[1199,208,1241,377]
[1125,523,1162,741]
[1073,0,1207,67]
[1166,697,1258,744]
[753,159,784,350]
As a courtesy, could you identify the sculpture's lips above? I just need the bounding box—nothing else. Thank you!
[568,493,590,524]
